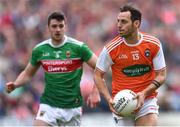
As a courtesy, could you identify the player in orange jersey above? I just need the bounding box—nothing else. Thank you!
[94,4,166,126]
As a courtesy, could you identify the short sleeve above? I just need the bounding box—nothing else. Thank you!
[30,48,40,66]
[153,43,166,70]
[80,44,93,62]
[96,47,113,72]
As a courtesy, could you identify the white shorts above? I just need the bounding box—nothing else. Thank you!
[35,103,82,126]
[113,98,159,126]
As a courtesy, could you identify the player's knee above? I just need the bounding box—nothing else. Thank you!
[135,113,158,126]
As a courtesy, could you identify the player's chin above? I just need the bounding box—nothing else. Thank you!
[118,32,126,37]
[53,36,62,41]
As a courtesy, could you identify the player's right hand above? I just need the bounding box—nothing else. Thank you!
[6,82,16,93]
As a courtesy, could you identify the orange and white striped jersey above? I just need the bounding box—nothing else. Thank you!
[96,32,166,99]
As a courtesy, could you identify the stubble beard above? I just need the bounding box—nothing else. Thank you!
[120,28,135,39]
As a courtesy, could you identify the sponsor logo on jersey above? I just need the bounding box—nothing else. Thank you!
[41,59,82,73]
[122,64,151,77]
[145,49,150,57]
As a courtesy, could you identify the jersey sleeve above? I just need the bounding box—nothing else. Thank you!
[96,47,113,72]
[30,48,40,66]
[80,43,93,62]
[153,43,166,70]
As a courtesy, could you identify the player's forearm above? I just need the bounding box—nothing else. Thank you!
[14,70,33,88]
[94,75,111,102]
[91,83,100,95]
[142,69,166,97]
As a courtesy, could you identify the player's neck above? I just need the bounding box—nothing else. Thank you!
[52,36,65,46]
[124,31,140,44]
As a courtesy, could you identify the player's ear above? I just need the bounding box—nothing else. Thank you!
[134,20,140,28]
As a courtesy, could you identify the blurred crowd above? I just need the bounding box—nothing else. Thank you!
[0,0,180,124]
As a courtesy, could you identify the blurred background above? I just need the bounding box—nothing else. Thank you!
[0,0,180,126]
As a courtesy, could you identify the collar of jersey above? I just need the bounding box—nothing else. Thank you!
[123,32,143,47]
[49,35,67,48]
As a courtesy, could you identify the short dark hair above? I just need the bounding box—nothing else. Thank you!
[120,4,142,23]
[48,11,66,26]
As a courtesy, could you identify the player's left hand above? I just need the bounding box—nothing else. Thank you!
[133,92,146,111]
[86,90,101,108]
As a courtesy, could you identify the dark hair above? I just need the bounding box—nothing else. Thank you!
[48,11,66,26]
[120,4,141,23]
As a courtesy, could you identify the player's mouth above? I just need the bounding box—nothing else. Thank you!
[55,34,61,37]
[119,29,124,32]
[55,33,61,35]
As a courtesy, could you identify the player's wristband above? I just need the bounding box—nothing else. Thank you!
[152,80,161,88]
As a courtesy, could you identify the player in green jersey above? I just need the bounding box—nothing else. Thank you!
[5,11,100,126]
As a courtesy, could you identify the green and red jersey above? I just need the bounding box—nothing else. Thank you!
[30,35,93,108]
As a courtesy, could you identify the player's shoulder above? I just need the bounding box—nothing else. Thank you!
[33,39,51,50]
[105,35,123,52]
[141,32,161,47]
[66,36,84,46]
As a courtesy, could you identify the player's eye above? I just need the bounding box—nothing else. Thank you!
[59,24,64,28]
[121,20,128,24]
[51,24,57,28]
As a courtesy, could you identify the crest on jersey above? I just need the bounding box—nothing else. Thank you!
[66,51,71,58]
[145,49,150,57]
[40,111,45,117]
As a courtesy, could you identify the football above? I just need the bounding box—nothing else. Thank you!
[113,89,138,117]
